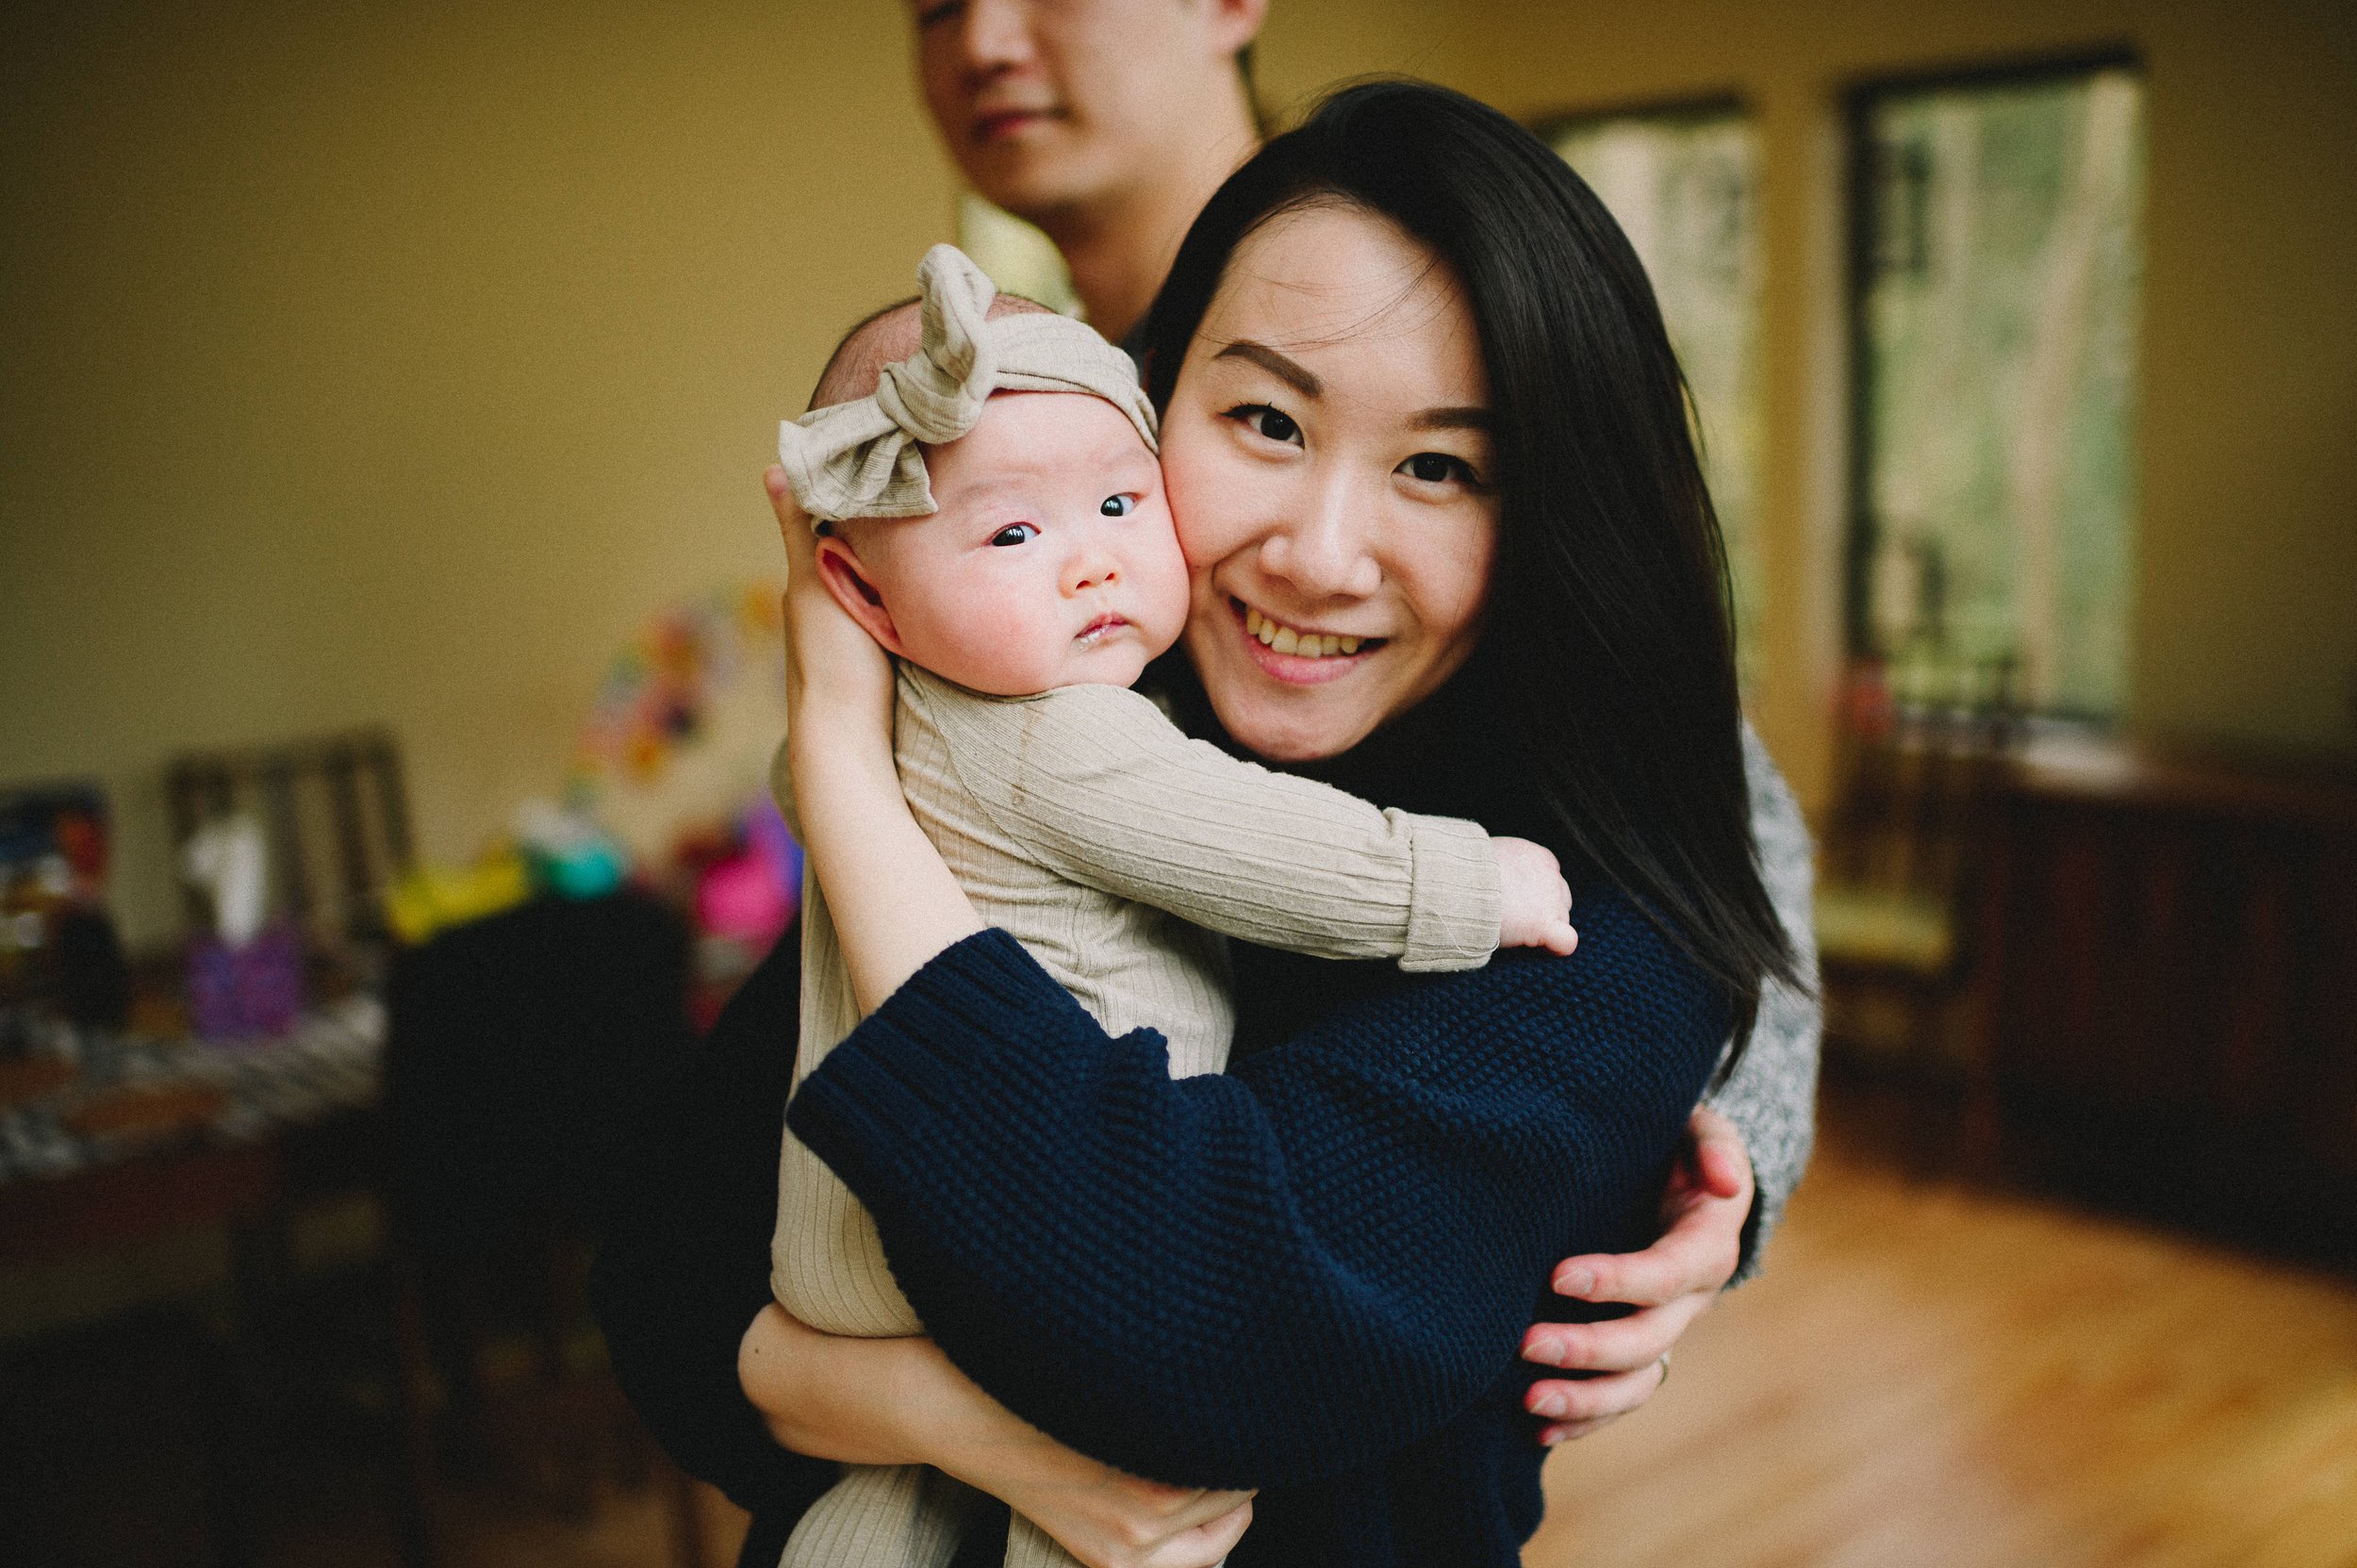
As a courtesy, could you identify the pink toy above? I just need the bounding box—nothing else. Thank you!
[694,800,801,949]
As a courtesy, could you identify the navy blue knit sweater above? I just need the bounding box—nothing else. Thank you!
[787,881,1723,1565]
[592,660,1731,1565]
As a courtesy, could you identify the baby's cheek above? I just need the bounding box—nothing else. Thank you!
[888,588,1032,696]
[1139,519,1196,638]
[941,607,1058,696]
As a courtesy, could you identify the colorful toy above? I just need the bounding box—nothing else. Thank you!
[383,852,536,947]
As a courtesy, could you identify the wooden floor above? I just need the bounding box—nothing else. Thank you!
[21,1083,2355,1567]
[1527,1093,2357,1568]
[369,1087,2357,1568]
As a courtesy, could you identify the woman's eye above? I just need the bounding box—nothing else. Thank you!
[1099,494,1136,518]
[989,523,1038,547]
[1229,404,1303,446]
[1401,452,1479,487]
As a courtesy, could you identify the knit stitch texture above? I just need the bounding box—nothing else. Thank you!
[789,880,1725,1564]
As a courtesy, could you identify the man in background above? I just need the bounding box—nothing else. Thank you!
[909,0,1266,343]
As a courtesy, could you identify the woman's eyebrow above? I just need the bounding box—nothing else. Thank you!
[1409,406,1492,432]
[1211,340,1321,396]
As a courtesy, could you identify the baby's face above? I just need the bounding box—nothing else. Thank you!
[842,390,1189,696]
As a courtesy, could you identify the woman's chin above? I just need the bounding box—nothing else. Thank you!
[1185,607,1398,761]
[1198,655,1385,761]
[1236,719,1364,764]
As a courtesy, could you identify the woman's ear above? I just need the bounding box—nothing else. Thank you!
[814,532,908,657]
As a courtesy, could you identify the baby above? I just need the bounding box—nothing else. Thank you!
[767,245,1576,1568]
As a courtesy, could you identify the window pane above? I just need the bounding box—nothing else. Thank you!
[1856,67,2144,718]
[1549,110,1765,688]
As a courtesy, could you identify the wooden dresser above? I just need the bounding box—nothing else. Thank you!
[1964,735,2357,1257]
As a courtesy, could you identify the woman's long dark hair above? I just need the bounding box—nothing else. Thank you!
[1139,79,1799,1043]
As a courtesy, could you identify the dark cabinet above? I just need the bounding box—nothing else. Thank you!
[1965,738,2357,1256]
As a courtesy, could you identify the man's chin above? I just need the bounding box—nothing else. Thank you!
[964,157,1101,229]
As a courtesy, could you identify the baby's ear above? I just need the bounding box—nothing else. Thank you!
[814,532,906,656]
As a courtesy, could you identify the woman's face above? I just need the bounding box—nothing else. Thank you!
[1161,203,1500,762]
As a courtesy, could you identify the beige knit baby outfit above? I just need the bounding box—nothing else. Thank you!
[771,666,1502,1568]
[769,243,1502,1568]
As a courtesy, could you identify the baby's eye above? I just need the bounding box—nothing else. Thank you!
[1227,404,1303,446]
[989,522,1038,547]
[1099,494,1137,518]
[1399,452,1480,487]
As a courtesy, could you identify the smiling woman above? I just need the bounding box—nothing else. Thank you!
[1138,90,1796,1028]
[744,81,1810,1568]
[1161,204,1501,759]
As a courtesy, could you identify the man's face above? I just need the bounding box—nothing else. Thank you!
[910,0,1252,223]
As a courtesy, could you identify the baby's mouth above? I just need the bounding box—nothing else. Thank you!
[1233,599,1384,660]
[1075,613,1129,645]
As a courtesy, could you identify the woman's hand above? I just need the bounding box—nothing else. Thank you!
[766,465,894,754]
[928,1386,1256,1568]
[1518,1106,1753,1443]
[763,465,983,1014]
[739,1303,1253,1568]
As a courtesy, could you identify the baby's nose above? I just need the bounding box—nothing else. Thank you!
[1062,540,1121,594]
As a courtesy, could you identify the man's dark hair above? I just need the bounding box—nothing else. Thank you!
[1138,78,1797,1051]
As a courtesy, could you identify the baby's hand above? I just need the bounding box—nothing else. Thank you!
[1494,837,1578,956]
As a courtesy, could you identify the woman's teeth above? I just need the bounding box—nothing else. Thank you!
[1244,604,1362,660]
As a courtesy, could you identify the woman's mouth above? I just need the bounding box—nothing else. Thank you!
[1231,598,1383,683]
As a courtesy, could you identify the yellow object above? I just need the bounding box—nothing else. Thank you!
[384,850,533,945]
[1813,886,1955,977]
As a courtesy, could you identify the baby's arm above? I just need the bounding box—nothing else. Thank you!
[925,679,1574,971]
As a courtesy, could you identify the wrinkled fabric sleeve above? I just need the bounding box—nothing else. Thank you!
[927,679,1501,972]
[786,888,1723,1492]
[1703,724,1821,1282]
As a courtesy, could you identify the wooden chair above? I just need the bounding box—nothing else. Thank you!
[163,734,705,1566]
[161,729,435,1560]
[1815,653,2019,1098]
[164,728,413,978]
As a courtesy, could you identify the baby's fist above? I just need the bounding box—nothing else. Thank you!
[1494,837,1577,956]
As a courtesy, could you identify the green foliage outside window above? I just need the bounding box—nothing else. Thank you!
[1548,109,1765,691]
[1857,67,2144,718]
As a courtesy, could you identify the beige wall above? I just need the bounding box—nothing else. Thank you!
[4,0,2351,948]
[0,1,957,949]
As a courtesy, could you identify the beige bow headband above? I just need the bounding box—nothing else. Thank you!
[777,244,1158,524]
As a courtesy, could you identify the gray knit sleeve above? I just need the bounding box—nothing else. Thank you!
[1703,722,1821,1284]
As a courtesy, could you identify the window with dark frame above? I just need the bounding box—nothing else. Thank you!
[1846,56,2145,720]
[1541,101,1766,691]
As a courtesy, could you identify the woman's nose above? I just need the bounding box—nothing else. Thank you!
[1259,475,1381,601]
